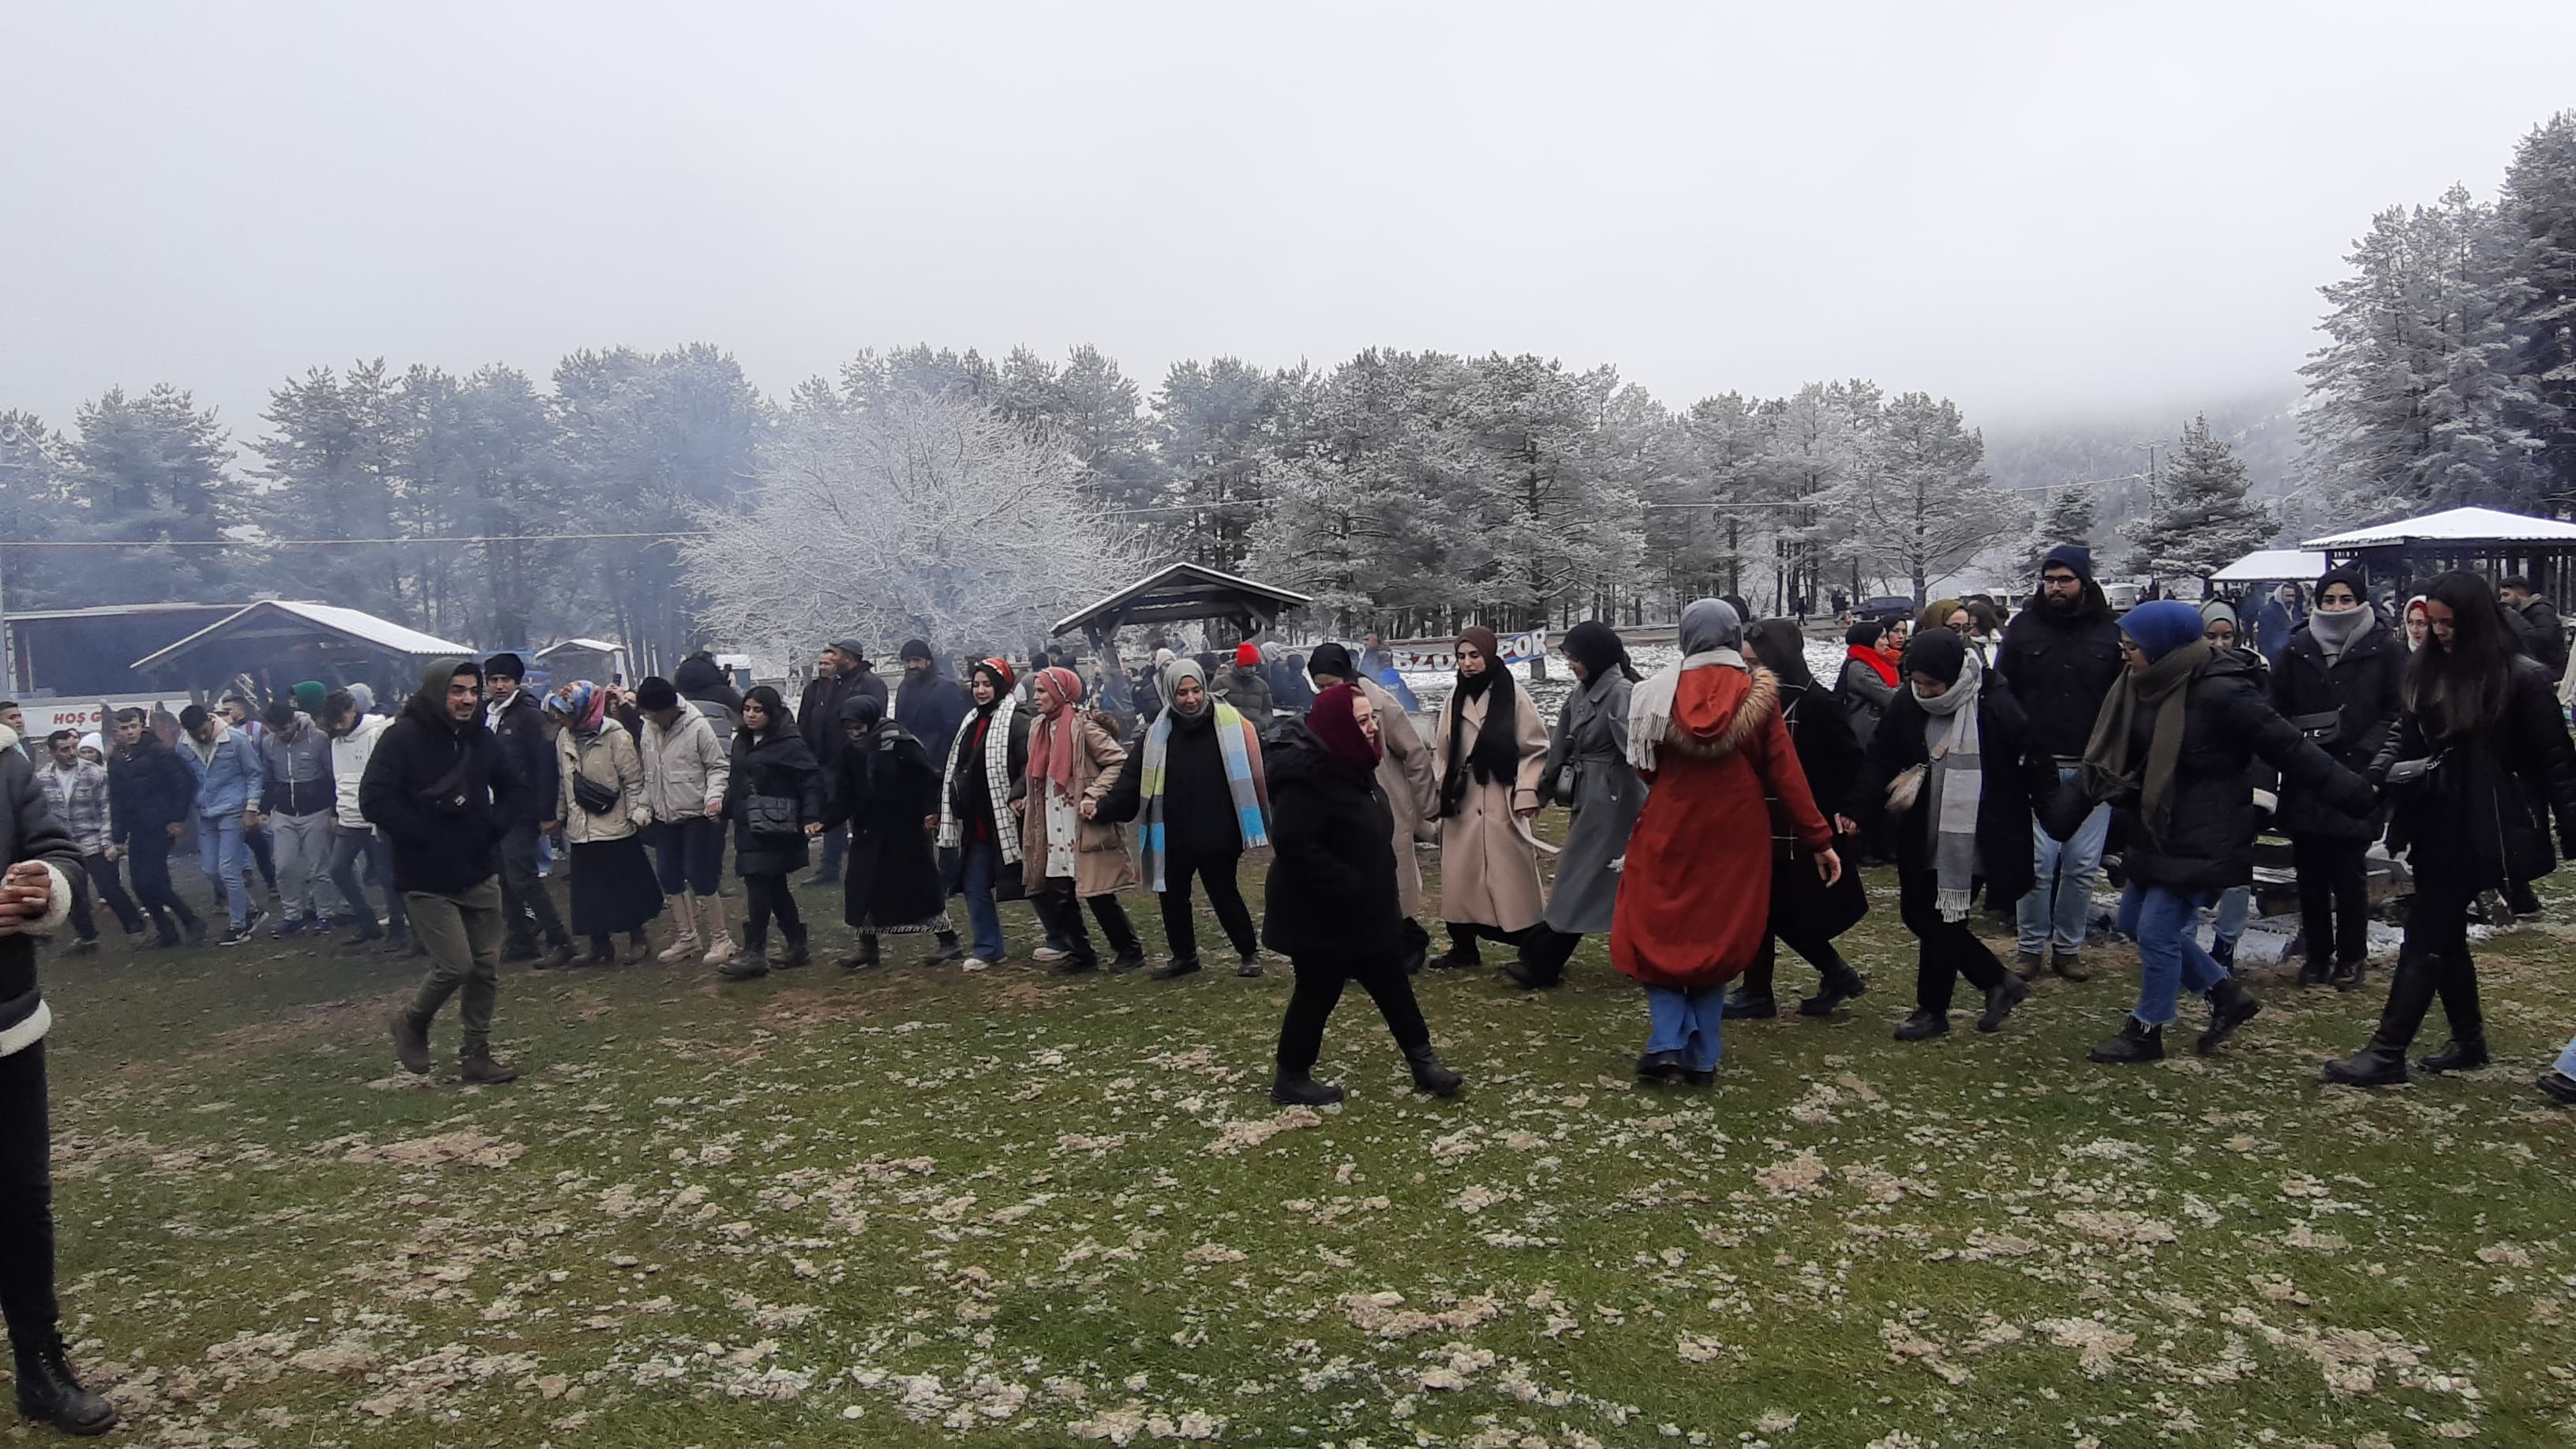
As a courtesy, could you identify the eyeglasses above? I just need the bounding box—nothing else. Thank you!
[2042,574,2080,586]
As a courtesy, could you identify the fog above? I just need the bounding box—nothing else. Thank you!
[7,1,2575,430]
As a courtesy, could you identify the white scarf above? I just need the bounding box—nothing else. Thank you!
[1625,649,1746,773]
[1916,650,1985,923]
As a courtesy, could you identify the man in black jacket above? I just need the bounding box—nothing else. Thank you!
[2500,576,2568,676]
[799,639,886,885]
[366,658,522,1085]
[1994,543,2125,982]
[106,708,205,948]
[482,653,571,968]
[0,732,119,1436]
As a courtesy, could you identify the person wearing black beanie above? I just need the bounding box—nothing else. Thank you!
[1995,540,2128,983]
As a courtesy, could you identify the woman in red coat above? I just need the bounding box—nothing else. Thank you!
[1612,600,1840,1084]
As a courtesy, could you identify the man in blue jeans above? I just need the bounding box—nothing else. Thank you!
[1994,544,2125,981]
[178,702,266,946]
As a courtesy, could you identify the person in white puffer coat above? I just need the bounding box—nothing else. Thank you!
[635,676,735,966]
[323,687,406,949]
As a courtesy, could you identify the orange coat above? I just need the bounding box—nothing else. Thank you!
[1611,667,1829,991]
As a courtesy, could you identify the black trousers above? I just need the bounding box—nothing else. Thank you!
[742,871,804,947]
[2292,833,2371,968]
[67,852,143,940]
[1033,880,1140,964]
[122,832,199,934]
[1159,847,1258,963]
[1276,948,1432,1076]
[0,1043,58,1348]
[1515,926,1583,983]
[496,823,568,950]
[1442,921,1528,963]
[1737,909,1854,998]
[2374,871,2482,1049]
[1900,867,2004,1013]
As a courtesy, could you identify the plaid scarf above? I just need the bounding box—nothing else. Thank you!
[1137,701,1267,890]
[936,694,1022,865]
[1915,651,1985,923]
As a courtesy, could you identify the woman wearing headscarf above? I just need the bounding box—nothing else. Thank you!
[1264,683,1461,1105]
[822,693,946,971]
[1610,601,1837,1084]
[2271,567,2405,990]
[717,685,826,979]
[545,681,661,965]
[1305,643,1441,973]
[1724,618,1871,1018]
[1018,666,1145,974]
[1136,656,1271,980]
[1507,622,1645,989]
[1859,628,2056,1043]
[2192,600,2267,973]
[2325,571,2576,1087]
[1838,620,1900,748]
[2050,601,2374,1064]
[935,659,1033,969]
[1429,626,1551,968]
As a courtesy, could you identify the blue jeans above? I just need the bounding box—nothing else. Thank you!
[197,813,250,928]
[2210,885,2252,946]
[1644,986,1723,1072]
[2117,882,2228,1026]
[2555,1032,2576,1079]
[2020,766,2109,954]
[958,840,1005,962]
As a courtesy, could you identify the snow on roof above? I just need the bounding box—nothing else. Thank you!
[2302,506,2576,550]
[130,600,474,671]
[537,638,624,657]
[2211,549,2329,582]
[1051,561,1314,636]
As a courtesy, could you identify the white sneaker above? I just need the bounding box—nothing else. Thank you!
[961,956,995,972]
[1032,945,1069,963]
[657,934,702,964]
[701,933,737,967]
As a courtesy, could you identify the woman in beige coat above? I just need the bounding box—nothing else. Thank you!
[1429,627,1550,968]
[1306,642,1441,972]
[545,682,662,964]
[1017,667,1146,974]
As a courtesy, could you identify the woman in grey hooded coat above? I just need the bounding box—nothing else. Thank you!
[1507,622,1646,987]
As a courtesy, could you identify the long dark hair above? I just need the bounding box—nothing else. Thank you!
[2406,570,2513,737]
[741,683,794,741]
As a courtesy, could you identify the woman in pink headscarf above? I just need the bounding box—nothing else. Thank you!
[1016,666,1143,973]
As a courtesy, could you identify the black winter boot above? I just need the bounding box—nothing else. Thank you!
[1798,961,1869,1017]
[721,930,770,979]
[1977,976,2029,1033]
[2323,1043,2408,1087]
[2324,948,2439,1087]
[1270,1071,1345,1106]
[2198,978,2262,1055]
[1893,1009,1949,1042]
[1721,987,1778,1020]
[1635,1049,1683,1081]
[2417,1037,2490,1074]
[1403,1043,1462,1097]
[13,1331,116,1436]
[777,925,811,970]
[2333,957,2368,993]
[2087,1016,2165,1065]
[2298,957,2330,988]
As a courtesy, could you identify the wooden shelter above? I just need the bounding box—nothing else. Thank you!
[129,599,477,701]
[1050,562,1312,648]
[2304,506,2576,605]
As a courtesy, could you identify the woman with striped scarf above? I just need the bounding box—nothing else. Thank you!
[1137,657,1271,980]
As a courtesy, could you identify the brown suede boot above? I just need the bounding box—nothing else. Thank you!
[459,1043,519,1085]
[390,1010,432,1075]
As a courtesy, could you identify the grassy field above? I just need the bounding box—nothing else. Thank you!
[36,846,2576,1448]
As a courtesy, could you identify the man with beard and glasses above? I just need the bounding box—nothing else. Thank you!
[1994,544,2125,983]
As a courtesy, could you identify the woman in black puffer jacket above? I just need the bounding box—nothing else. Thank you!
[2271,567,2406,990]
[2325,571,2576,1088]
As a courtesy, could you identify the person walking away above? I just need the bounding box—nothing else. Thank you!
[2051,602,2374,1064]
[2253,582,2306,671]
[1264,642,1313,715]
[800,640,887,887]
[1725,619,1871,1018]
[1507,622,1644,989]
[484,653,572,968]
[2271,570,2404,990]
[106,708,203,948]
[1264,683,1462,1105]
[545,683,661,965]
[936,660,1032,969]
[1611,601,1840,1084]
[1135,657,1270,980]
[719,686,826,979]
[320,690,407,951]
[1305,645,1441,973]
[893,639,974,962]
[2324,571,2576,1086]
[1994,544,2126,983]
[1857,628,2054,1042]
[673,649,743,744]
[1018,668,1145,974]
[2499,575,2567,676]
[0,737,121,1435]
[1214,643,1277,732]
[1429,626,1550,968]
[178,702,266,946]
[635,676,735,967]
[260,687,337,936]
[365,658,521,1085]
[35,730,139,953]
[822,695,946,969]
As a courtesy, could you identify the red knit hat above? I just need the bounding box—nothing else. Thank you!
[1234,642,1262,668]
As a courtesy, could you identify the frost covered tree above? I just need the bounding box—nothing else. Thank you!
[681,388,1147,664]
[2125,416,2274,581]
[2020,481,2099,586]
[2499,110,2576,505]
[60,384,242,605]
[1155,357,1299,572]
[1833,391,2014,604]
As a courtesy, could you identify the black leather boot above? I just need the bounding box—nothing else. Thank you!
[1976,976,2029,1033]
[1270,1071,1345,1106]
[2417,1037,2490,1074]
[1893,1009,1949,1042]
[2325,948,2436,1087]
[1721,987,1777,1019]
[1403,1043,1462,1097]
[14,1331,117,1437]
[1798,960,1869,1017]
[2198,978,2262,1055]
[2087,1016,2165,1065]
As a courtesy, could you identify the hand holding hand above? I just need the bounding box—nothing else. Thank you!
[1833,814,1859,838]
[1079,799,1098,821]
[0,862,54,927]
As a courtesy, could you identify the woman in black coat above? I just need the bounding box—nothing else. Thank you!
[2271,567,2406,990]
[718,686,826,979]
[822,694,945,971]
[2326,571,2576,1087]
[1725,619,1871,1019]
[1265,686,1459,1107]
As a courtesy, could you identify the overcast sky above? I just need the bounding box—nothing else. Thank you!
[8,2,2575,440]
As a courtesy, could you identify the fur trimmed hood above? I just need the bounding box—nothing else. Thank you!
[1657,666,1778,762]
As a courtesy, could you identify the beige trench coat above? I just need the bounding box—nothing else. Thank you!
[1020,707,1141,898]
[1431,683,1550,930]
[1358,677,1440,915]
